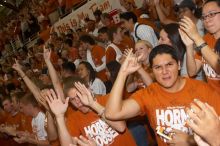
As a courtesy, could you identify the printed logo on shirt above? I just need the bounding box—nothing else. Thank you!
[84,119,119,146]
[155,106,192,141]
[203,58,220,79]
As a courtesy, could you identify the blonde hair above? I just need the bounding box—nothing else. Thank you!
[135,40,153,49]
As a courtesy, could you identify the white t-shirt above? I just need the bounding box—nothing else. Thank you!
[89,78,106,95]
[32,111,47,141]
[131,22,158,47]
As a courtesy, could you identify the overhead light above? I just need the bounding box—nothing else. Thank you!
[0,4,3,6]
[4,0,6,2]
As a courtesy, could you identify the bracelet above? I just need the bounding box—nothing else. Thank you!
[195,42,207,52]
[21,74,27,79]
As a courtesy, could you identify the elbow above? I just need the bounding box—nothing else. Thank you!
[115,123,126,133]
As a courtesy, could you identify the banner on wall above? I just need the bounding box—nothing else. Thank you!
[53,0,123,34]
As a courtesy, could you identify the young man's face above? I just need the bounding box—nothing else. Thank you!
[152,53,180,89]
[120,19,133,32]
[67,88,90,113]
[2,99,13,113]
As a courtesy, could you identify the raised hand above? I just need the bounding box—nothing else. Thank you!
[154,0,160,5]
[43,45,51,61]
[120,49,141,76]
[167,129,189,146]
[179,16,200,41]
[186,99,220,146]
[179,29,194,48]
[74,82,96,108]
[45,89,69,118]
[12,59,22,72]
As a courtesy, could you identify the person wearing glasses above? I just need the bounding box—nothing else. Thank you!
[178,0,220,94]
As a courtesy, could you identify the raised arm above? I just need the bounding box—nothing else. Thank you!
[179,28,203,77]
[75,82,125,132]
[154,0,175,25]
[105,50,142,120]
[180,16,220,74]
[45,89,75,146]
[12,59,42,104]
[43,46,65,101]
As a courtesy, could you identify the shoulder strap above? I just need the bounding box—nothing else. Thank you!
[134,23,143,41]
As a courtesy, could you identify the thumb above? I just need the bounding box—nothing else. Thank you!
[65,97,70,105]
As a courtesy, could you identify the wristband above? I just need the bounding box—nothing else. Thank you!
[195,42,207,52]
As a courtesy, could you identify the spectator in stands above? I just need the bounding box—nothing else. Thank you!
[120,12,158,47]
[15,93,49,145]
[63,39,79,62]
[79,35,107,81]
[179,0,220,94]
[93,9,104,29]
[105,45,220,146]
[77,61,106,95]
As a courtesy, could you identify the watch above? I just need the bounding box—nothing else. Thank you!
[195,42,207,52]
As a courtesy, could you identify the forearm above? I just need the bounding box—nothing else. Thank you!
[91,102,126,133]
[105,71,127,120]
[45,60,65,101]
[186,47,199,76]
[56,116,74,146]
[46,112,58,141]
[137,67,153,86]
[194,36,220,74]
[155,4,174,24]
[17,69,42,101]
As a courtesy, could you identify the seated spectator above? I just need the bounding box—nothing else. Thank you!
[77,61,106,96]
[120,12,158,47]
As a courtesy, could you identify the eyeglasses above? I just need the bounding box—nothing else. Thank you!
[201,12,220,21]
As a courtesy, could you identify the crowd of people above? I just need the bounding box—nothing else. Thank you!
[0,0,220,146]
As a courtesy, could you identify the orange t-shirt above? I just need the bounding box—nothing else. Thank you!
[51,50,59,65]
[131,78,220,146]
[65,0,82,11]
[91,45,107,81]
[198,33,220,94]
[66,95,136,146]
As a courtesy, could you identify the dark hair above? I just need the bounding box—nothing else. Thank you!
[120,12,137,23]
[98,27,108,34]
[93,9,102,17]
[79,61,96,83]
[62,61,76,73]
[204,0,220,7]
[79,35,95,45]
[107,26,119,41]
[106,61,121,83]
[149,44,179,68]
[64,39,73,47]
[163,23,186,63]
[101,13,111,19]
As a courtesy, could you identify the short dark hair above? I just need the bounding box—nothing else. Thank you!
[106,61,121,83]
[62,61,76,73]
[107,26,119,41]
[79,35,95,45]
[149,44,179,68]
[64,39,73,47]
[93,9,102,17]
[120,12,137,23]
[98,27,108,34]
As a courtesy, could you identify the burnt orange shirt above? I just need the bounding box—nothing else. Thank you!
[131,78,220,146]
[66,95,137,146]
[197,33,220,94]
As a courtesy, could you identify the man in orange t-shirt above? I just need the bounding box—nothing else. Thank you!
[105,45,220,146]
[80,35,107,81]
[46,76,136,146]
